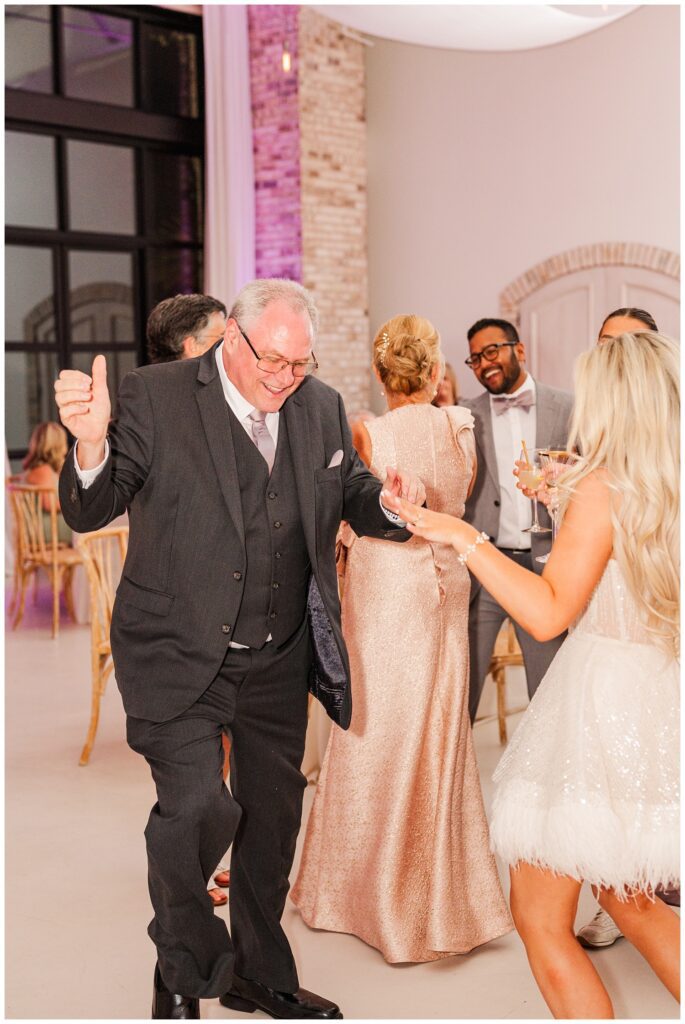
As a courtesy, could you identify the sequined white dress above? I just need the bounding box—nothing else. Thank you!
[490,559,680,894]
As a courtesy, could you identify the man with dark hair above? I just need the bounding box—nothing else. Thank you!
[147,293,227,364]
[460,317,573,722]
[466,316,521,348]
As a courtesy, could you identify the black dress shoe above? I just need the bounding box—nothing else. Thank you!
[152,963,200,1019]
[220,974,342,1019]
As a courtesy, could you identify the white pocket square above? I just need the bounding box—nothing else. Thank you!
[327,449,344,468]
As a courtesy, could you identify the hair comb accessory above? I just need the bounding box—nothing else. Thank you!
[378,331,391,366]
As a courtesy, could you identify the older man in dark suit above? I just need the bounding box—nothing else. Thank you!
[54,279,423,1020]
[460,318,574,722]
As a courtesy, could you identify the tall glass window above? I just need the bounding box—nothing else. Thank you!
[5,5,205,464]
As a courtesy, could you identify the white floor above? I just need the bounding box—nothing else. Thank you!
[5,586,679,1020]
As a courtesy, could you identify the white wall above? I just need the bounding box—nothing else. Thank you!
[365,6,680,397]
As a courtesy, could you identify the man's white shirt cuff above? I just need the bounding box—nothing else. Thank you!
[379,492,406,526]
[74,440,109,489]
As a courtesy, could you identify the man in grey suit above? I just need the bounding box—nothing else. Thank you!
[460,318,574,722]
[54,279,423,1020]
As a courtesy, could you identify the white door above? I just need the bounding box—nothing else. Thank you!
[519,265,680,391]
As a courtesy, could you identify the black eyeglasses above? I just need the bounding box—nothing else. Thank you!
[465,341,517,368]
[235,323,318,378]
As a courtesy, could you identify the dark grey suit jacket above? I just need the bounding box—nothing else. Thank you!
[59,345,409,727]
[460,381,574,588]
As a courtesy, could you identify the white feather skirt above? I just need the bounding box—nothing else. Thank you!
[490,629,680,896]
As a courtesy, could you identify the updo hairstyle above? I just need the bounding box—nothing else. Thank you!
[373,315,442,397]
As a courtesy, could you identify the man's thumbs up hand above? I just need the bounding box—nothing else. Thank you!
[54,354,112,465]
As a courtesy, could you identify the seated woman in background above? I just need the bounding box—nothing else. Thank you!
[22,421,71,544]
[386,331,680,1018]
[432,359,459,406]
[291,314,512,963]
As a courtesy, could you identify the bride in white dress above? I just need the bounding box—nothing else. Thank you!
[385,331,679,1019]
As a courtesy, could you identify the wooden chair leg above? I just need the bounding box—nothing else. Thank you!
[80,653,105,766]
[51,565,61,639]
[12,568,30,630]
[7,567,20,616]
[63,565,77,623]
[495,666,508,745]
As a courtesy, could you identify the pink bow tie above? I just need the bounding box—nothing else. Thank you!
[491,391,535,415]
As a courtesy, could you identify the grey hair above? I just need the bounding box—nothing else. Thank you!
[229,279,319,337]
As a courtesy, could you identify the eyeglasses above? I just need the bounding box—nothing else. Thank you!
[464,341,517,368]
[235,323,318,378]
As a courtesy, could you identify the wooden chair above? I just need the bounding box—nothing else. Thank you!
[76,526,129,766]
[480,618,528,744]
[6,481,82,638]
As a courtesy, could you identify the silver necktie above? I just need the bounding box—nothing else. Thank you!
[248,410,276,474]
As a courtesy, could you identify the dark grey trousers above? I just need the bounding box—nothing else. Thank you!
[126,621,311,1000]
[468,549,566,722]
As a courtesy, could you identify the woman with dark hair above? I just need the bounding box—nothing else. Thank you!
[598,307,658,341]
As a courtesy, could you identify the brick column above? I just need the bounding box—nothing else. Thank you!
[247,6,370,412]
[248,5,301,281]
[298,7,370,412]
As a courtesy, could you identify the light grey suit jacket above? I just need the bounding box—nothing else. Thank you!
[460,381,574,590]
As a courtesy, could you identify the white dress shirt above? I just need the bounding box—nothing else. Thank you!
[490,373,536,550]
[215,343,280,446]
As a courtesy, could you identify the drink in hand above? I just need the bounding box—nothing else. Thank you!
[519,467,543,491]
[520,446,552,536]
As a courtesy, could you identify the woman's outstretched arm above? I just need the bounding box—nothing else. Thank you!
[383,471,613,641]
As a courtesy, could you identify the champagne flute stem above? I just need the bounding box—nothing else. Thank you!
[532,495,539,528]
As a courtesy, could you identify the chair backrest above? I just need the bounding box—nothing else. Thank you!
[77,527,129,648]
[6,481,59,561]
[492,617,523,660]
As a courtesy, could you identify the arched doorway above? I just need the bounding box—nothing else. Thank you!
[499,243,680,391]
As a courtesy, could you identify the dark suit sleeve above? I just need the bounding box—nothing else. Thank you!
[336,394,411,543]
[59,370,154,532]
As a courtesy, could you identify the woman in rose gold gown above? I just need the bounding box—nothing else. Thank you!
[290,315,512,963]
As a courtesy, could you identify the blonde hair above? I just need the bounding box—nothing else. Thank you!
[23,421,68,474]
[560,332,679,657]
[373,314,442,396]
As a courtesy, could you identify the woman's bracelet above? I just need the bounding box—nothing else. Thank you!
[457,531,489,566]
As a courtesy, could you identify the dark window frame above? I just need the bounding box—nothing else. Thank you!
[5,4,205,464]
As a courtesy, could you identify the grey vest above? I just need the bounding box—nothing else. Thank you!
[228,409,311,648]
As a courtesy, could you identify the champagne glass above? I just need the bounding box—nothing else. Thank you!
[519,448,551,535]
[535,450,580,563]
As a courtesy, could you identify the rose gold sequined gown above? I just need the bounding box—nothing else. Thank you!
[291,404,513,963]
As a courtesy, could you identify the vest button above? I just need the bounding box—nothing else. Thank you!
[233,571,242,580]
[274,521,282,528]
[268,491,277,499]
[270,612,277,619]
[221,624,232,634]
[272,582,279,589]
[275,552,282,559]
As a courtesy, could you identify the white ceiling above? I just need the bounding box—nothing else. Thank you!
[311,5,638,52]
